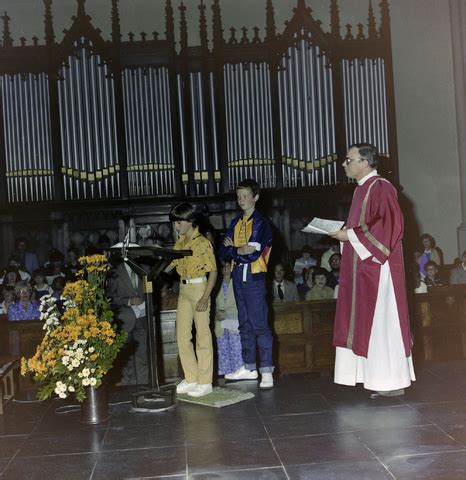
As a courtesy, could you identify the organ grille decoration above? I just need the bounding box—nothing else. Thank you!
[0,0,398,204]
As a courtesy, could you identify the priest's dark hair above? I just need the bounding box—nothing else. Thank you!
[169,202,199,226]
[352,143,379,169]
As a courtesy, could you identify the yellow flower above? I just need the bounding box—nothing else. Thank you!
[21,254,126,402]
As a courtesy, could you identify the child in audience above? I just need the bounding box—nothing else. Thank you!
[414,269,427,293]
[32,268,53,300]
[66,247,80,278]
[51,276,67,314]
[417,234,442,276]
[293,245,317,285]
[8,255,32,281]
[424,261,443,287]
[1,267,21,288]
[155,272,178,311]
[215,260,243,376]
[320,241,340,272]
[45,249,68,285]
[326,253,341,289]
[305,267,334,300]
[0,286,15,315]
[298,266,314,299]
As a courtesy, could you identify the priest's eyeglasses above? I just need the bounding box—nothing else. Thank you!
[343,157,363,165]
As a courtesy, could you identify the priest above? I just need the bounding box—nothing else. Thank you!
[329,143,415,397]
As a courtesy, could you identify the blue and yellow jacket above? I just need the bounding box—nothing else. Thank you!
[219,209,272,277]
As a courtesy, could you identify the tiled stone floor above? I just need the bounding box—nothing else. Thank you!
[2,361,466,479]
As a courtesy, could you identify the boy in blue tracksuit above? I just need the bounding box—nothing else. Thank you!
[219,179,274,389]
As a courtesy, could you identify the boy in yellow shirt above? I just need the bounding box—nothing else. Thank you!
[166,203,217,397]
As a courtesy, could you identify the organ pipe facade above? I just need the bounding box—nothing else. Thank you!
[0,0,398,205]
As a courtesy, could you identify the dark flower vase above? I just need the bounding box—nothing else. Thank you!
[80,384,109,425]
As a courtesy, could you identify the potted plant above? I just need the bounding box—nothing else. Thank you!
[21,254,127,423]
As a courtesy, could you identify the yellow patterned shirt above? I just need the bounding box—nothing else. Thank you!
[171,227,217,278]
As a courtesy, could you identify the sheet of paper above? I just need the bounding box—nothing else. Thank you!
[131,301,146,319]
[301,217,345,235]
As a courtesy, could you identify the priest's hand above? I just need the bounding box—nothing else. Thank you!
[329,228,348,242]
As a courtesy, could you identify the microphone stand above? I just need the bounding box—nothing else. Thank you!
[117,242,190,412]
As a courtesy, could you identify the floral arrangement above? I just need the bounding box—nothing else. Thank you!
[21,255,127,401]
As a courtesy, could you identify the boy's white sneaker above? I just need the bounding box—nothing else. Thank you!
[260,372,274,389]
[176,379,198,394]
[225,366,258,381]
[187,383,213,397]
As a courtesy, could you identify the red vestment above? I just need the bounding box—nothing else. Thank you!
[333,175,412,358]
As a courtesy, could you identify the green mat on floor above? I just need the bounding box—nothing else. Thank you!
[177,386,254,408]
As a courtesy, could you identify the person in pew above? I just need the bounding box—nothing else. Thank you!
[298,266,315,299]
[32,268,53,300]
[413,269,427,293]
[271,262,299,303]
[320,240,340,272]
[7,281,40,321]
[0,286,15,315]
[165,202,218,397]
[8,255,32,282]
[66,247,81,279]
[325,253,341,290]
[417,233,443,277]
[1,266,21,288]
[154,272,179,311]
[51,276,67,314]
[305,267,334,301]
[14,236,39,277]
[106,258,149,386]
[329,143,415,398]
[293,245,317,285]
[449,251,466,285]
[215,260,243,377]
[424,260,443,287]
[45,249,69,285]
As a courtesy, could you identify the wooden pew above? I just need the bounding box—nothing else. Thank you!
[0,316,45,406]
[410,285,466,363]
[6,319,44,357]
[271,299,337,375]
[0,355,19,414]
